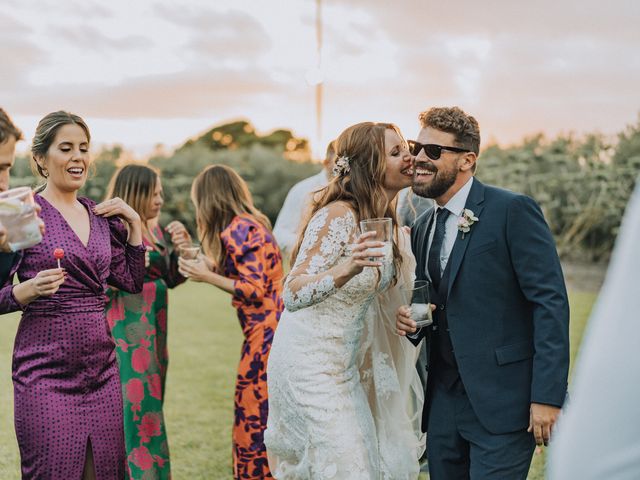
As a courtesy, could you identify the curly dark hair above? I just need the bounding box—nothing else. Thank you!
[0,107,23,144]
[418,106,480,155]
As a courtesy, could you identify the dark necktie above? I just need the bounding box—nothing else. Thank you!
[428,208,451,289]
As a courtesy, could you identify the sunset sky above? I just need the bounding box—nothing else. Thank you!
[2,0,639,158]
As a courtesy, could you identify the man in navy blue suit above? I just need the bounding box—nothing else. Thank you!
[396,106,570,479]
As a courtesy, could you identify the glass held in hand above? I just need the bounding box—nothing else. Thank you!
[0,187,43,251]
[400,279,433,328]
[359,217,392,263]
[178,243,201,261]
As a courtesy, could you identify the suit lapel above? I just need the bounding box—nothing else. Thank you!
[446,179,485,297]
[414,208,435,282]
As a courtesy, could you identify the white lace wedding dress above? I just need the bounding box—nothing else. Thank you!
[265,203,425,479]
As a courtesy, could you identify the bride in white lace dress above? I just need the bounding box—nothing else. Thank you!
[265,122,425,479]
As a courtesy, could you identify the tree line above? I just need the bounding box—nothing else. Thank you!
[10,118,640,262]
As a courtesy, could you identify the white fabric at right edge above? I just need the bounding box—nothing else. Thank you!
[548,180,640,479]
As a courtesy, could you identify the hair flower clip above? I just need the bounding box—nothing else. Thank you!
[332,155,351,177]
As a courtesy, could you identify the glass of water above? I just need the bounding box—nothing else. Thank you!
[400,279,433,328]
[0,187,43,251]
[359,217,392,263]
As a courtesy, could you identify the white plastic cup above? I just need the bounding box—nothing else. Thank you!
[0,187,43,251]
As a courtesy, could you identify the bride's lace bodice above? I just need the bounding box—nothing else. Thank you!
[282,203,393,332]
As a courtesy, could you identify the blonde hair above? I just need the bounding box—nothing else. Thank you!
[292,122,403,282]
[105,164,160,238]
[191,164,271,268]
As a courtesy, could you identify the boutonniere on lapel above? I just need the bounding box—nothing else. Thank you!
[457,209,479,239]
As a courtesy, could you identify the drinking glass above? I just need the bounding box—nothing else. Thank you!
[0,187,43,251]
[179,243,201,261]
[359,217,392,262]
[400,279,433,328]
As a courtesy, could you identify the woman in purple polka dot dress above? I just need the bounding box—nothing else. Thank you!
[0,111,146,479]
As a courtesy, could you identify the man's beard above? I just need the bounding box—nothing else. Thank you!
[412,164,457,199]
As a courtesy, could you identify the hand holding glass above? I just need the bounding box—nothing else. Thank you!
[401,280,433,328]
[179,244,201,261]
[0,187,43,251]
[359,218,392,263]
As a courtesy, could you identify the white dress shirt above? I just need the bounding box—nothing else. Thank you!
[273,170,329,255]
[426,177,474,276]
[406,177,474,340]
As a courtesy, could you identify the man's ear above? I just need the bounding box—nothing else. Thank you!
[460,152,477,172]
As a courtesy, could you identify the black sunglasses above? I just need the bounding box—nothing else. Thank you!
[408,140,469,160]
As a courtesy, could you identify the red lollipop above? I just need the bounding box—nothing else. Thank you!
[53,248,64,268]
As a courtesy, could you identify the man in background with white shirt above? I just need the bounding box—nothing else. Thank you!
[273,141,336,257]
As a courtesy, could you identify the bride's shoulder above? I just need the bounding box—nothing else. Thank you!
[308,202,357,231]
[316,201,356,220]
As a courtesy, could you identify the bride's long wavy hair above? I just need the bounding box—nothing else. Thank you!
[291,122,403,283]
[191,164,271,269]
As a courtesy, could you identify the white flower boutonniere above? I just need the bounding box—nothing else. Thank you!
[457,208,479,239]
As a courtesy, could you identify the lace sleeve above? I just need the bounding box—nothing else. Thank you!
[283,203,356,312]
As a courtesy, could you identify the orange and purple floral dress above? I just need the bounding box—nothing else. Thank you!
[220,214,284,480]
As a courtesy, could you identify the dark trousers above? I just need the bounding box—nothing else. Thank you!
[427,379,536,480]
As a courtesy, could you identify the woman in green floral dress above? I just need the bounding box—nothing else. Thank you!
[105,165,190,479]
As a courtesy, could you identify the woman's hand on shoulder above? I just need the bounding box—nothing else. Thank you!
[93,197,141,226]
[93,197,143,246]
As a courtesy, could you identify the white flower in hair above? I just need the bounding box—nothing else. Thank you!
[332,155,351,177]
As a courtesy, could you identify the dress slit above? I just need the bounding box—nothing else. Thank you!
[82,435,97,479]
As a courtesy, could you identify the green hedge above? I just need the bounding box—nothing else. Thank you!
[9,117,640,261]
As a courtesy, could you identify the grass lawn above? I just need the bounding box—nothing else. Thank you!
[0,285,596,479]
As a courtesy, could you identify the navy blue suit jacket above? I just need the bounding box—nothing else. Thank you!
[409,179,570,434]
[0,252,16,287]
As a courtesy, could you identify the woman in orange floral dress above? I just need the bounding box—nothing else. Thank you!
[178,165,283,479]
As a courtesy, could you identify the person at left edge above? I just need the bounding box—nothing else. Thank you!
[0,111,145,479]
[0,107,45,284]
[0,108,25,283]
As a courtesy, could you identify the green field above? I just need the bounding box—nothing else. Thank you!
[0,284,596,479]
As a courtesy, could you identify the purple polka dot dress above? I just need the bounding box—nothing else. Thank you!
[0,195,146,479]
